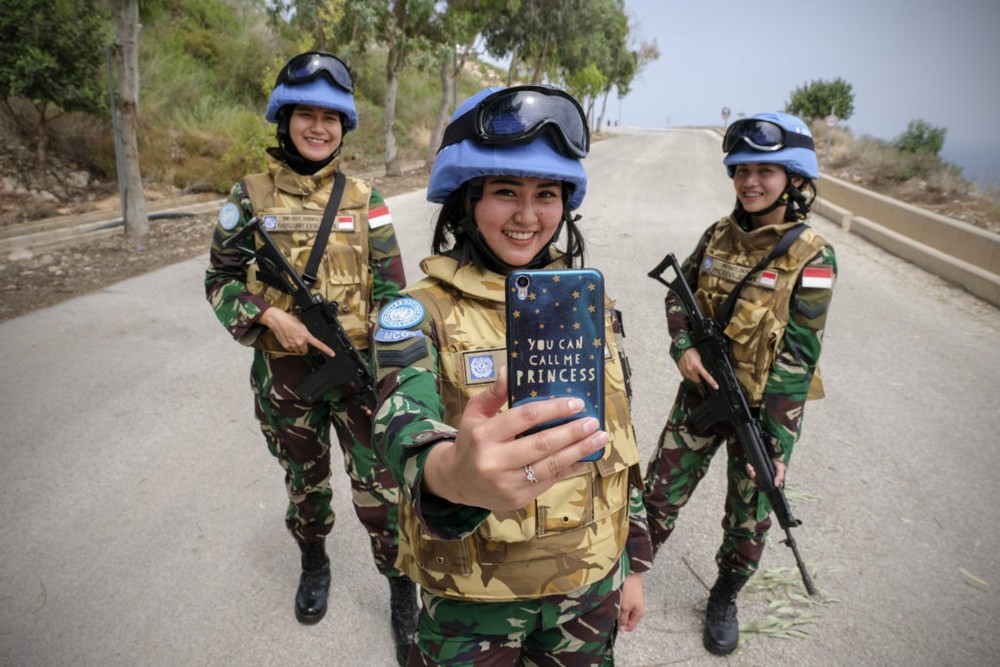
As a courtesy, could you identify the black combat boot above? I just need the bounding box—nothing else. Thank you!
[295,540,331,624]
[388,575,419,666]
[703,569,750,655]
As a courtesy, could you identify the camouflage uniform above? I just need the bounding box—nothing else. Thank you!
[372,254,652,666]
[643,215,836,575]
[205,155,406,575]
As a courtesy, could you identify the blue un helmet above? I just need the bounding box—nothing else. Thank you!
[427,85,590,210]
[722,112,819,180]
[265,52,358,132]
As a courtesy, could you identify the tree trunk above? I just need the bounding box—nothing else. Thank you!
[114,0,148,241]
[597,89,610,133]
[427,49,457,168]
[383,67,401,176]
[530,34,550,84]
[506,46,519,86]
[34,108,49,190]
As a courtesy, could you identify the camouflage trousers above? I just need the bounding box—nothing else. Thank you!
[406,559,625,666]
[642,384,773,576]
[251,350,400,576]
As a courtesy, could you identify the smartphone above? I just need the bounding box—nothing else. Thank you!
[505,268,606,461]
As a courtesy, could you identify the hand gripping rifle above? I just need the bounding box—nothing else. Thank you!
[648,253,816,595]
[222,218,375,409]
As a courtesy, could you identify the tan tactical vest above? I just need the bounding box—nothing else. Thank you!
[396,255,640,601]
[242,158,373,353]
[695,216,828,404]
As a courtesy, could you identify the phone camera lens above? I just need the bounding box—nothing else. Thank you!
[516,276,530,288]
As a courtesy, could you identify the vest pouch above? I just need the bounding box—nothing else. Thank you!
[536,469,593,536]
[399,500,474,578]
[311,236,370,347]
[413,532,473,577]
[478,504,537,544]
[722,296,781,404]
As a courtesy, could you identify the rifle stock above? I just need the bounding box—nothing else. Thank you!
[222,219,375,409]
[649,253,816,595]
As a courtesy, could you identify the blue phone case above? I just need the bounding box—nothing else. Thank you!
[505,268,606,462]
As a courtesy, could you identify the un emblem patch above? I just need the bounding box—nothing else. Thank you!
[218,202,240,231]
[462,349,501,385]
[379,298,425,330]
[468,354,495,381]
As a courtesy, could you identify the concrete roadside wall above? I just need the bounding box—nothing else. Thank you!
[813,174,1000,308]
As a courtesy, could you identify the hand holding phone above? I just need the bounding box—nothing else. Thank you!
[505,268,606,461]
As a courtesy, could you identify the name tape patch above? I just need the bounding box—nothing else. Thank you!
[374,328,426,343]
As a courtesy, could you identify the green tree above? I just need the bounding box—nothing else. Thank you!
[785,77,855,122]
[558,0,620,125]
[0,0,110,185]
[481,0,588,84]
[422,0,503,165]
[894,118,947,156]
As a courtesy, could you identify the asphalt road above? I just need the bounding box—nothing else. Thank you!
[2,127,998,666]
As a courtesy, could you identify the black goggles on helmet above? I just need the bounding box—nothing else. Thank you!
[438,85,590,159]
[722,119,814,153]
[276,52,354,93]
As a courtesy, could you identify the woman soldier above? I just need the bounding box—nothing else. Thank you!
[643,112,837,655]
[369,85,652,665]
[204,51,417,664]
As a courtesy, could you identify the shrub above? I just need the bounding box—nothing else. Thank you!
[894,119,946,156]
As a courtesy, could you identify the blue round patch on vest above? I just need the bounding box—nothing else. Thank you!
[379,298,425,330]
[218,202,240,231]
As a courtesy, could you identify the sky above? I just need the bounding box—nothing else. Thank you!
[619,0,1000,185]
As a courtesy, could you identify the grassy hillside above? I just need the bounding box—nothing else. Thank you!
[1,0,997,232]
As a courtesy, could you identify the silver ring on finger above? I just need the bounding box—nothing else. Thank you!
[524,464,538,484]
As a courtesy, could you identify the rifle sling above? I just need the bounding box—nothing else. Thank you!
[302,170,347,288]
[714,223,808,329]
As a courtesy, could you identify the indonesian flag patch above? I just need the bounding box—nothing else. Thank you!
[335,215,355,232]
[801,266,834,289]
[369,206,393,228]
[756,270,778,289]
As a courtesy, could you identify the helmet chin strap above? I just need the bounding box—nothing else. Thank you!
[274,106,341,175]
[457,178,580,275]
[457,214,560,274]
[457,178,566,273]
[738,181,810,225]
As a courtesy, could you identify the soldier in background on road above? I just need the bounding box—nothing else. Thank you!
[204,51,418,664]
[369,84,652,665]
[643,112,837,655]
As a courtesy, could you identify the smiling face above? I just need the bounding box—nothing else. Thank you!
[288,104,343,162]
[731,162,795,227]
[472,175,565,268]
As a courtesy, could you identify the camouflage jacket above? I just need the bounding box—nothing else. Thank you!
[667,215,837,462]
[371,254,652,601]
[204,155,406,352]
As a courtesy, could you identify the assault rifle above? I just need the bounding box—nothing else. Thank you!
[648,253,816,595]
[222,218,375,409]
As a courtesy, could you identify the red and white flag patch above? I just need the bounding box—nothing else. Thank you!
[369,206,393,229]
[801,266,834,289]
[335,215,355,232]
[757,270,778,289]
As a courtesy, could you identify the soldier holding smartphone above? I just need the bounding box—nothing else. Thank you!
[370,85,652,665]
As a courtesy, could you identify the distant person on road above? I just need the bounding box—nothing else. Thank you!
[204,51,418,664]
[643,112,837,655]
[369,84,653,665]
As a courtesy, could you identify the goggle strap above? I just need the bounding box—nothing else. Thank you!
[782,132,815,150]
[437,107,478,153]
